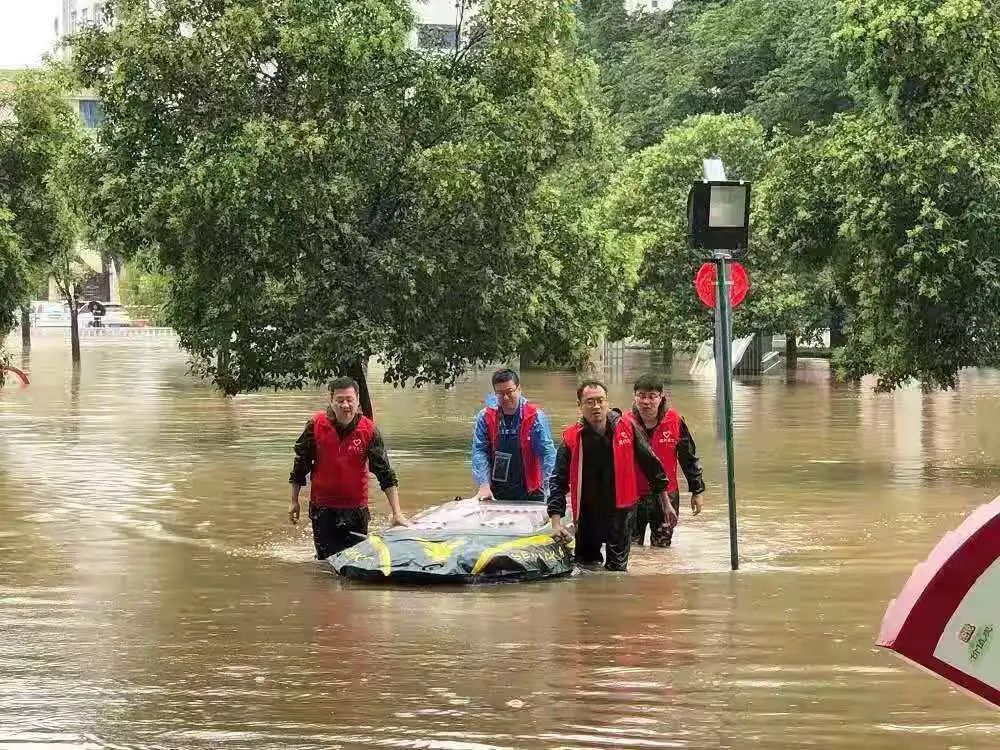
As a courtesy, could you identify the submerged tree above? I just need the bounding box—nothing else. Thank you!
[600,113,829,354]
[762,0,1000,390]
[73,0,620,407]
[0,67,85,361]
[0,201,27,374]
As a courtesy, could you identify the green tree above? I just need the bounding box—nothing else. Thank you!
[589,0,851,149]
[517,132,639,370]
[754,127,848,364]
[599,113,822,354]
[575,0,634,68]
[0,67,86,360]
[0,201,28,373]
[72,0,614,405]
[119,264,172,327]
[746,0,853,132]
[760,0,1000,390]
[838,0,1000,134]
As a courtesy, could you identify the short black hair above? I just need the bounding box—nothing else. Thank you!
[328,376,360,394]
[576,379,608,401]
[633,374,664,393]
[491,368,520,388]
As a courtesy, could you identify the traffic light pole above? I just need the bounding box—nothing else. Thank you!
[713,250,740,571]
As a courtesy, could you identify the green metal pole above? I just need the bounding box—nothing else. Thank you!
[715,254,740,571]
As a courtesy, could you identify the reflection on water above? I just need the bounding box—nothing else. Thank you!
[1,337,997,749]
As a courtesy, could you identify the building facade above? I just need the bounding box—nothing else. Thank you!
[58,1,110,39]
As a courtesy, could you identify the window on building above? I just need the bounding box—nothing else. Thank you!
[81,7,88,25]
[70,11,77,33]
[79,99,105,129]
[417,24,458,51]
[94,4,104,26]
[54,17,60,36]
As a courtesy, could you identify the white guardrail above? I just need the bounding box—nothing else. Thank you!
[24,326,178,339]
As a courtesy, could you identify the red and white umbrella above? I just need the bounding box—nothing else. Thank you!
[878,495,999,709]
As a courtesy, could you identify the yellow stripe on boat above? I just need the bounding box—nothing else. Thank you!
[471,534,557,576]
[367,535,392,576]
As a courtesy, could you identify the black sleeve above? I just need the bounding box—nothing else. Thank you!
[677,418,706,495]
[289,418,316,486]
[632,423,667,495]
[367,428,399,491]
[546,442,572,518]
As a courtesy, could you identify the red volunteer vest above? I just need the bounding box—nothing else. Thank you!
[562,418,640,521]
[309,412,375,509]
[627,407,681,494]
[483,402,543,494]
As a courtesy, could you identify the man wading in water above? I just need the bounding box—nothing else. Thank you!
[471,368,556,503]
[548,380,667,571]
[288,377,408,559]
[626,374,705,547]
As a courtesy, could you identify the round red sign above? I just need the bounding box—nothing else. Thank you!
[695,261,750,309]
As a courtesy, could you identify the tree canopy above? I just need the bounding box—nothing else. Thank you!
[758,0,1000,389]
[0,67,87,360]
[73,0,623,394]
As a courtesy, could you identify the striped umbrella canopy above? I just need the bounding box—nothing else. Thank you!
[878,495,1000,709]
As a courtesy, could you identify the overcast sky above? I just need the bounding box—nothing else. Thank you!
[0,0,62,68]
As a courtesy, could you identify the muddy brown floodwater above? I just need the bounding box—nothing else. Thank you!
[1,335,997,749]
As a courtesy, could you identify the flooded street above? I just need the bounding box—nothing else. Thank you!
[1,335,997,749]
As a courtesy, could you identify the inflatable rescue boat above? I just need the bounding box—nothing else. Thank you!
[329,496,574,583]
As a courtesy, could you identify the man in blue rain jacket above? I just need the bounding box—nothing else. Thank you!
[471,369,556,502]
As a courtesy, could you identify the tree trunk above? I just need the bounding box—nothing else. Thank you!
[349,359,374,419]
[20,307,31,352]
[785,331,798,370]
[69,291,81,364]
[660,338,673,364]
[70,362,81,399]
[829,301,847,349]
[518,342,537,371]
[217,348,230,380]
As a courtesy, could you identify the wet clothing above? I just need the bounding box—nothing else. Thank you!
[472,396,556,502]
[634,490,681,547]
[308,411,376,508]
[562,417,641,517]
[289,408,397,559]
[628,404,705,496]
[308,504,370,560]
[628,403,705,546]
[548,411,667,571]
[289,409,397,496]
[628,407,679,495]
[575,505,637,571]
[485,406,531,498]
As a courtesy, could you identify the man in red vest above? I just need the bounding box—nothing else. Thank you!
[471,368,556,503]
[288,377,408,559]
[548,380,667,571]
[627,374,705,547]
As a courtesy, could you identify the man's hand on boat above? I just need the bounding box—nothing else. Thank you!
[550,515,574,543]
[385,486,410,527]
[476,484,495,503]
